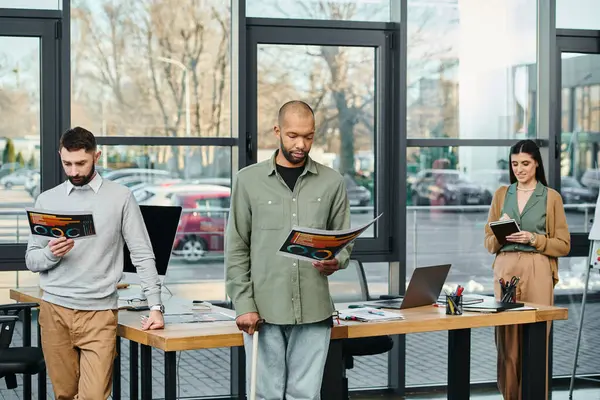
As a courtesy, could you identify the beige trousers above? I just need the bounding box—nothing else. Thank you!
[39,300,118,400]
[493,252,553,400]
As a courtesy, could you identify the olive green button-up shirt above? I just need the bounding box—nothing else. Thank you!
[500,182,548,253]
[225,151,353,325]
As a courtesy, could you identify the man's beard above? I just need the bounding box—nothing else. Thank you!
[280,139,307,165]
[68,165,95,186]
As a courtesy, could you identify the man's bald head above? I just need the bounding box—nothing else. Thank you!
[274,100,315,166]
[278,100,315,128]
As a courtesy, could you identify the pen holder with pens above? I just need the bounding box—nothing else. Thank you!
[500,276,520,303]
[445,295,463,315]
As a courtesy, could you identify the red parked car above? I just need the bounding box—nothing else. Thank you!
[170,188,230,263]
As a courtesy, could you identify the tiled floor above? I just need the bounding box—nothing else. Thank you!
[351,387,600,399]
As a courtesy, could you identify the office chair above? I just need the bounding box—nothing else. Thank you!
[329,260,394,399]
[0,303,45,390]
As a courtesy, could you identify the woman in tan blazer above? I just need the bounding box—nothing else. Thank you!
[484,140,570,399]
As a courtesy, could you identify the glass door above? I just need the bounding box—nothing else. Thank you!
[246,25,393,255]
[554,32,600,382]
[558,51,600,231]
[0,18,61,265]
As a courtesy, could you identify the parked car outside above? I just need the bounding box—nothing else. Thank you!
[170,188,231,263]
[411,169,493,207]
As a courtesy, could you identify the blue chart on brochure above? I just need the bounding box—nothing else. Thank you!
[277,214,382,262]
[25,207,96,239]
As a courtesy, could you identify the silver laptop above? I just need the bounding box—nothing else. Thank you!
[370,264,451,310]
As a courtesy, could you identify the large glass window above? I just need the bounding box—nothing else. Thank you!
[560,54,600,233]
[553,257,600,380]
[246,0,390,22]
[557,0,600,29]
[407,146,509,293]
[406,145,590,388]
[69,0,236,291]
[11,145,232,300]
[407,0,537,139]
[0,37,41,245]
[256,44,377,236]
[70,0,231,137]
[0,0,60,9]
[99,145,231,267]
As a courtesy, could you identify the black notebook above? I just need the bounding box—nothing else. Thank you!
[489,219,520,244]
[463,300,525,313]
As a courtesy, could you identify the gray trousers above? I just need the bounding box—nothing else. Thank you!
[243,320,331,400]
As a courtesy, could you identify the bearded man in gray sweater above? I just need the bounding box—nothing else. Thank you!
[25,127,165,400]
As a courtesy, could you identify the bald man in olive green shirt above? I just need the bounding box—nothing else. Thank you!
[225,100,352,399]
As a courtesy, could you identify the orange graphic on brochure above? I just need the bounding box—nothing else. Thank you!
[25,208,96,239]
[29,213,82,227]
[277,214,382,262]
[290,231,361,249]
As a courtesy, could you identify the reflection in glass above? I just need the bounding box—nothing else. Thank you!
[407,0,537,139]
[560,54,600,233]
[246,0,390,22]
[406,146,510,294]
[70,0,231,137]
[98,145,231,267]
[0,37,41,244]
[256,44,376,237]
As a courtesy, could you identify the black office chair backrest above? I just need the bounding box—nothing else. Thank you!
[0,315,18,349]
[328,259,370,303]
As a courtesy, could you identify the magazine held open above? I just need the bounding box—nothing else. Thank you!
[25,208,96,239]
[277,214,382,262]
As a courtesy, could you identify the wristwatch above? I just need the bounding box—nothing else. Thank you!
[150,304,165,313]
[529,233,536,245]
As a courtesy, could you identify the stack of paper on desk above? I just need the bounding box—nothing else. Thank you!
[163,312,235,324]
[338,307,404,322]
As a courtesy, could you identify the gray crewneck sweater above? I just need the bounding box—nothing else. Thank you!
[25,174,162,310]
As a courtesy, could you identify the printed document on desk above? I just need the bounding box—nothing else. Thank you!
[25,208,96,239]
[277,214,382,262]
[338,307,403,322]
[163,312,235,324]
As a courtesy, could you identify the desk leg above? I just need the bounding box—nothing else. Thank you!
[37,311,46,400]
[447,328,471,400]
[320,340,344,400]
[112,337,121,400]
[522,322,547,399]
[140,344,152,400]
[130,342,139,400]
[23,308,32,400]
[165,352,177,400]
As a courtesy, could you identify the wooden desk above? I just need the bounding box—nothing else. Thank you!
[10,287,568,400]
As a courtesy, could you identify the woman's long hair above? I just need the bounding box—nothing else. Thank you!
[508,140,548,186]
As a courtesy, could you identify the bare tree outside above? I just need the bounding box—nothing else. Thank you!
[254,1,385,179]
[406,1,459,141]
[71,0,231,176]
[0,39,40,143]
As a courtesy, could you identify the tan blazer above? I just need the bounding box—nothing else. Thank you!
[484,185,571,286]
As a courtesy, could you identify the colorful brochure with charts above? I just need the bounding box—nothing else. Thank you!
[277,214,382,262]
[25,208,96,239]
